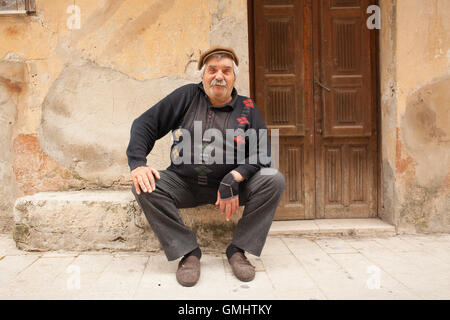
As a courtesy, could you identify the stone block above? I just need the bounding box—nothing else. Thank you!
[13,191,243,252]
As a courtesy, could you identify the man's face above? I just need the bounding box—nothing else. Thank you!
[202,56,236,106]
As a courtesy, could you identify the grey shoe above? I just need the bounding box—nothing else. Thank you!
[176,255,201,287]
[228,252,256,282]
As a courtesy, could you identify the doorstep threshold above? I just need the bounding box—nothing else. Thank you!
[269,218,396,237]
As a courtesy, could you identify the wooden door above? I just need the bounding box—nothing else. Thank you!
[252,0,315,220]
[314,0,378,218]
[250,0,378,220]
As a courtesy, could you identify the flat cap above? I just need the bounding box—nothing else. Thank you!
[198,46,239,70]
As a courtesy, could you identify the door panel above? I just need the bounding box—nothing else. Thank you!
[317,140,376,218]
[276,136,308,220]
[253,0,315,220]
[314,0,378,218]
[255,0,306,136]
[321,0,373,138]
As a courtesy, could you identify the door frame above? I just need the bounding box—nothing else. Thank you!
[247,0,382,218]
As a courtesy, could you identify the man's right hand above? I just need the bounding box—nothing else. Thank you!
[131,166,161,195]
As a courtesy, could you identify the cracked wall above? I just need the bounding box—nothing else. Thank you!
[380,0,398,227]
[381,0,450,233]
[0,0,248,232]
[0,57,23,232]
[398,76,450,232]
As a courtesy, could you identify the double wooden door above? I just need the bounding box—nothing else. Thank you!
[251,0,378,219]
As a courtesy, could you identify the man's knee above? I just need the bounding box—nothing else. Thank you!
[131,184,158,204]
[256,169,286,195]
[263,169,285,191]
[131,184,141,198]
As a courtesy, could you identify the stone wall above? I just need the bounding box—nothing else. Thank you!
[0,0,249,232]
[380,0,450,233]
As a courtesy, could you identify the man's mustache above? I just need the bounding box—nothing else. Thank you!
[210,79,227,86]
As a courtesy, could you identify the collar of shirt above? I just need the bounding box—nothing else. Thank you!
[196,82,239,111]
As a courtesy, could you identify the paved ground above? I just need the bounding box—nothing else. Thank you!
[0,233,449,300]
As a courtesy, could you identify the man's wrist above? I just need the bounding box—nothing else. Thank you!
[230,170,244,182]
[219,172,240,200]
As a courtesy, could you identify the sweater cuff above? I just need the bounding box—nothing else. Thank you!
[129,160,147,172]
[233,165,256,181]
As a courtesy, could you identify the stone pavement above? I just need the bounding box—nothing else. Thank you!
[0,233,449,300]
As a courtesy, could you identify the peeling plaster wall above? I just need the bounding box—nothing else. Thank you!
[37,60,193,187]
[396,0,450,233]
[0,0,249,232]
[381,0,450,233]
[379,0,398,227]
[0,56,23,232]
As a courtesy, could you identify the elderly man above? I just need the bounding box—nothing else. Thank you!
[126,46,285,287]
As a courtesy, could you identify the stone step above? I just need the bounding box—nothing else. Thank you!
[13,191,395,252]
[269,219,396,237]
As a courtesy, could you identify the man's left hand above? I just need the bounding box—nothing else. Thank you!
[215,190,240,221]
[215,170,244,221]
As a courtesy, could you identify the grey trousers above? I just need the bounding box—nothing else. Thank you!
[132,169,285,261]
